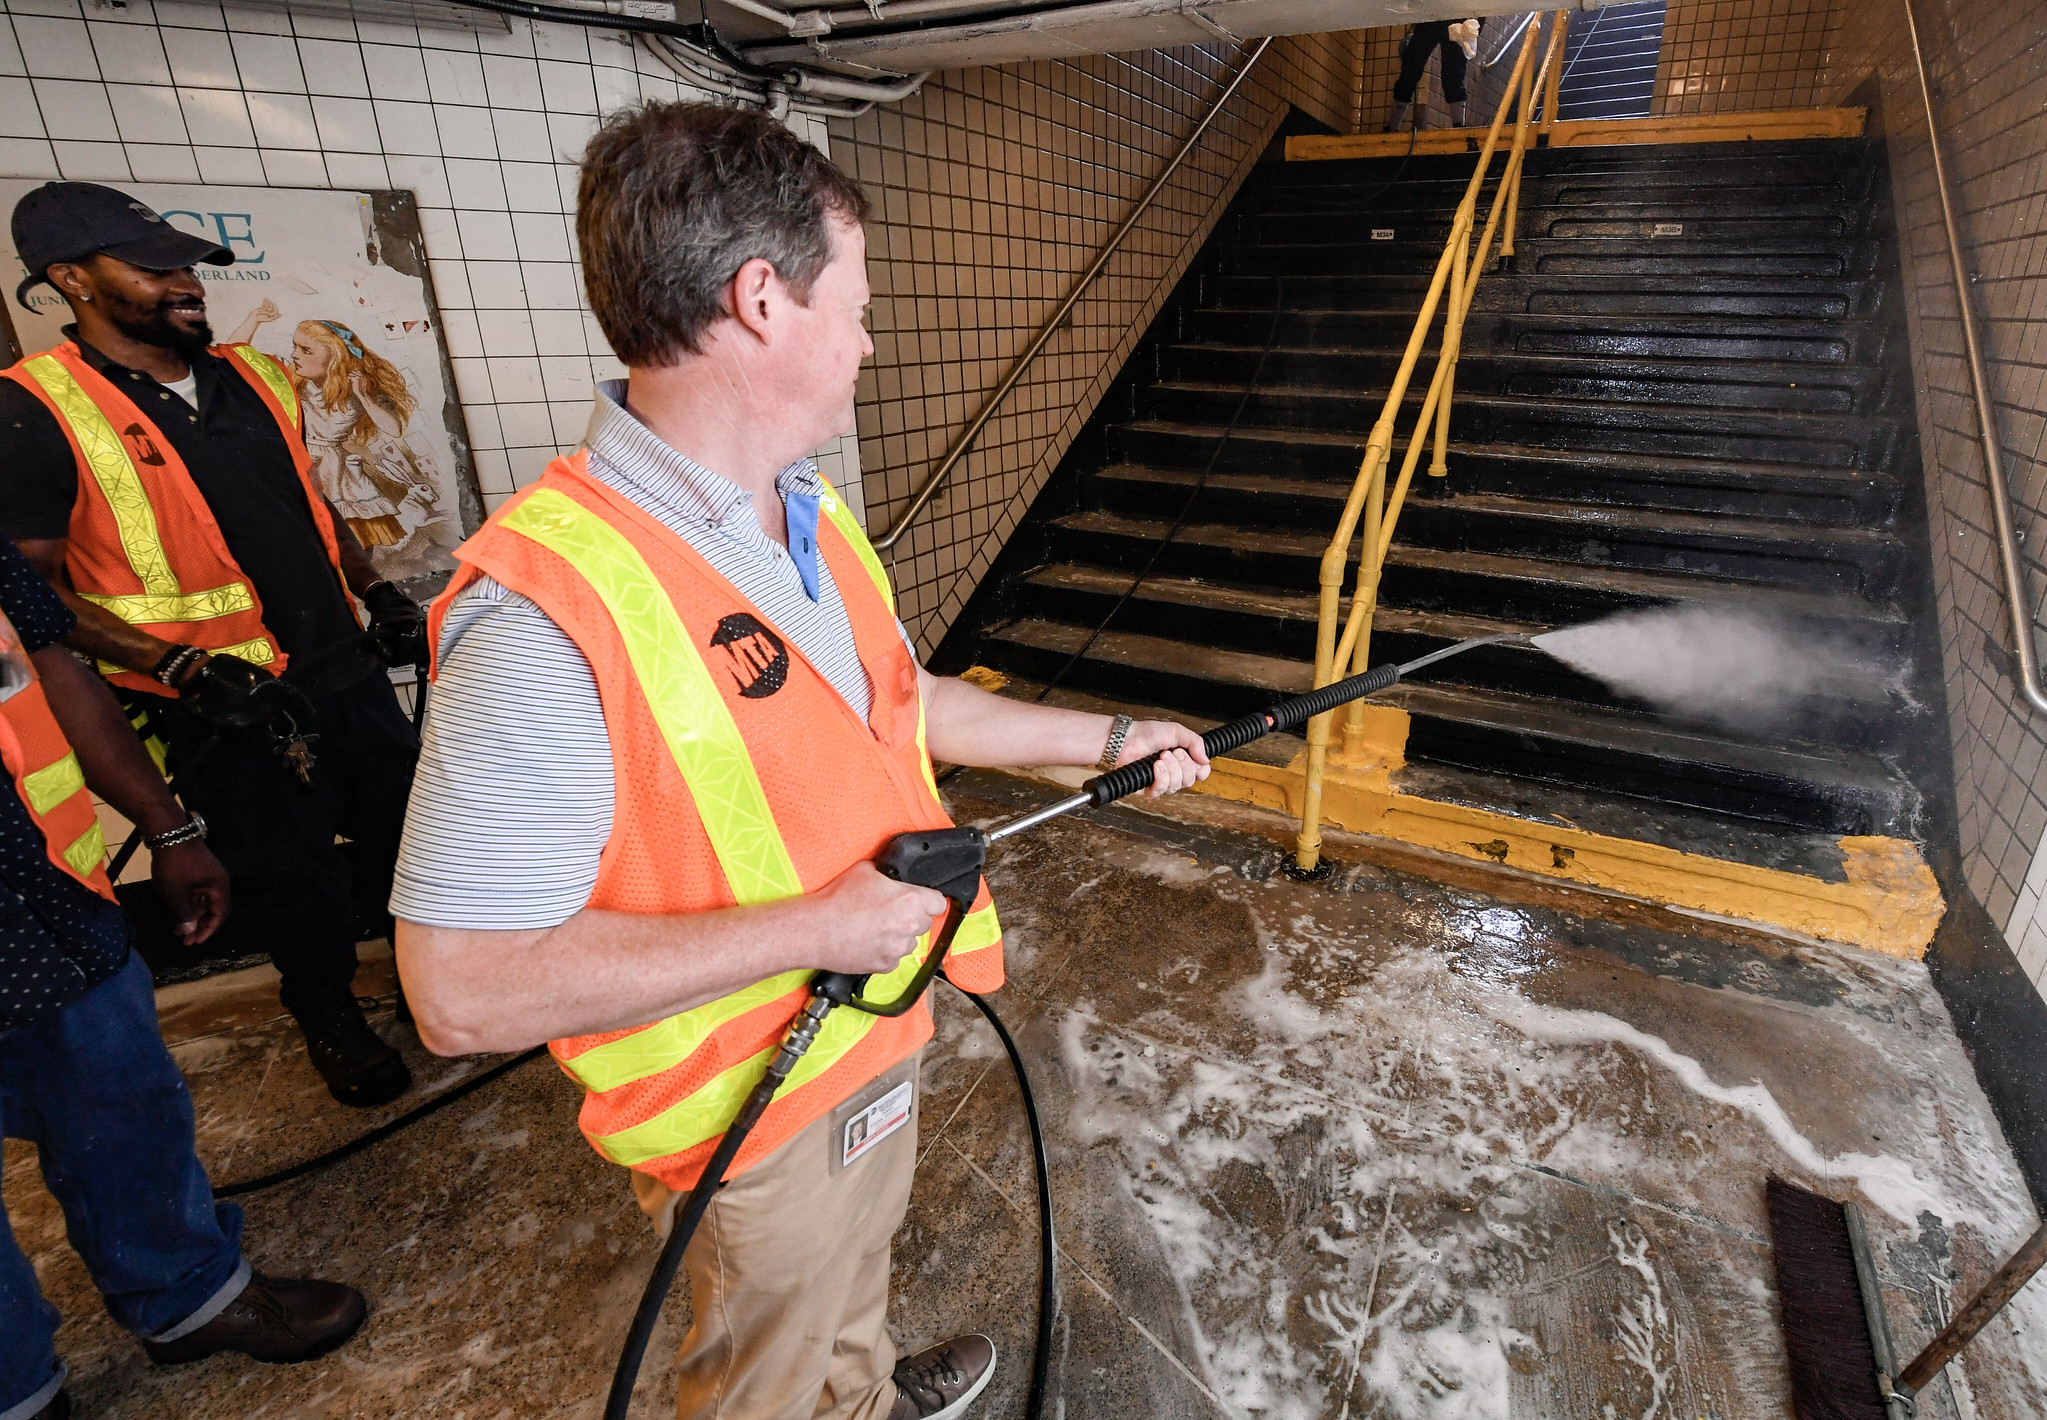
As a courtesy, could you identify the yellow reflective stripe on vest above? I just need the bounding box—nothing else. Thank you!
[99,634,273,682]
[590,934,935,1166]
[951,901,1000,960]
[232,345,299,425]
[19,354,179,596]
[501,488,803,908]
[815,477,894,612]
[62,820,106,879]
[21,752,84,816]
[81,582,256,624]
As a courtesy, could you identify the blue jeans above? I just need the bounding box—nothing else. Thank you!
[0,952,248,1419]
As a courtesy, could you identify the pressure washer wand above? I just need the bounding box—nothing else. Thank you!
[602,632,1517,1420]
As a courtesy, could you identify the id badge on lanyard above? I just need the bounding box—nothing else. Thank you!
[827,1056,918,1174]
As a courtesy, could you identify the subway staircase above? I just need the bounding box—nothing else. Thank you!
[940,135,1949,913]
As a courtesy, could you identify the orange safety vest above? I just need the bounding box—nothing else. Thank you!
[0,611,115,902]
[1,340,351,696]
[433,452,1004,1191]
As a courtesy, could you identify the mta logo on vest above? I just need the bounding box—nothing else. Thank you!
[121,423,167,467]
[711,613,787,699]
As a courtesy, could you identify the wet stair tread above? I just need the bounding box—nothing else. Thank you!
[985,618,1907,798]
[1412,492,1903,554]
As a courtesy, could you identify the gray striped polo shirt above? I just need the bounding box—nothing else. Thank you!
[389,381,893,930]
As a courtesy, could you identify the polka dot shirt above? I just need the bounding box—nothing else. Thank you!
[0,536,132,1037]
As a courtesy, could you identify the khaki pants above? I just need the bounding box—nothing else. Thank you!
[633,1060,920,1420]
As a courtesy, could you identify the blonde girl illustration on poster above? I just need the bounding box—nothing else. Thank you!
[228,300,459,583]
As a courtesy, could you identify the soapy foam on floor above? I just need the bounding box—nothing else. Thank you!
[1531,604,1906,731]
[1038,838,2046,1419]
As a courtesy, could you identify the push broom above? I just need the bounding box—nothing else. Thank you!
[1768,1176,2047,1417]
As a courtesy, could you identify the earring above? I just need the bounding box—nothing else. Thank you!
[77,292,90,302]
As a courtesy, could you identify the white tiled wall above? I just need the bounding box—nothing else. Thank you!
[0,0,864,522]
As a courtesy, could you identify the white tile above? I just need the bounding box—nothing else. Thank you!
[161,25,237,87]
[531,18,589,63]
[52,138,131,179]
[35,79,118,140]
[591,60,639,116]
[107,82,186,143]
[455,206,515,259]
[0,20,25,77]
[177,85,251,145]
[323,150,387,189]
[286,13,360,42]
[474,306,534,353]
[373,98,438,156]
[383,153,449,206]
[351,18,420,47]
[13,16,100,81]
[438,305,483,358]
[521,259,578,309]
[464,259,525,307]
[499,158,558,212]
[485,354,544,401]
[416,20,478,53]
[480,52,539,109]
[529,306,585,355]
[0,136,60,176]
[361,42,428,101]
[472,446,513,493]
[259,146,325,185]
[490,104,545,163]
[88,21,171,83]
[589,352,626,383]
[547,399,585,444]
[4,0,88,18]
[424,253,469,307]
[222,5,292,36]
[296,36,367,96]
[544,109,595,162]
[125,141,199,181]
[227,29,301,91]
[423,45,485,105]
[191,141,263,183]
[309,93,376,150]
[508,444,553,488]
[553,161,578,210]
[151,1,227,28]
[462,400,502,452]
[541,358,591,401]
[442,155,504,207]
[449,353,494,404]
[510,209,569,263]
[495,399,553,445]
[432,101,494,159]
[536,57,594,114]
[0,77,44,138]
[244,88,316,147]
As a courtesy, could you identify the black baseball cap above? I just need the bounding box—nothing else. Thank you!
[12,181,234,311]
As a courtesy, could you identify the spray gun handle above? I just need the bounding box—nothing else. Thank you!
[813,827,990,1014]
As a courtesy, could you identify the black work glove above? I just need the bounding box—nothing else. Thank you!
[179,653,316,736]
[363,580,427,668]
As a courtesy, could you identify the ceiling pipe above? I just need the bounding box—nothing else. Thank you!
[742,0,1250,64]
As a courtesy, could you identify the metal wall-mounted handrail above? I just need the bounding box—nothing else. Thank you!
[871,34,1273,550]
[1291,11,1568,874]
[1903,0,2047,715]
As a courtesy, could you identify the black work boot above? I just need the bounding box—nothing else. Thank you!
[291,997,411,1107]
[888,1335,997,1420]
[144,1273,367,1366]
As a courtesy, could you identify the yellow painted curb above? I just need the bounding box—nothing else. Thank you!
[1190,750,1942,961]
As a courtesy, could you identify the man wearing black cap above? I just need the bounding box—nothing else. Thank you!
[0,181,422,1108]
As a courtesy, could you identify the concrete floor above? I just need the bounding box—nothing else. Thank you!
[8,774,2047,1419]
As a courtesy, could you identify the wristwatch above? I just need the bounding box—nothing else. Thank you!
[145,813,208,851]
[1097,714,1133,770]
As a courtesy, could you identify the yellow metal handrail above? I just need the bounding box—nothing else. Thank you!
[1293,10,1570,873]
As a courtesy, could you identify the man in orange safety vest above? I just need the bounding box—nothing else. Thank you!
[392,103,1210,1420]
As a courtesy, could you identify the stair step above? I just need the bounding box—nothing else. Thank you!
[975,619,1914,835]
[1140,383,1904,469]
[1208,272,1884,319]
[1227,238,1878,279]
[1240,208,1859,247]
[1187,309,1889,366]
[1164,343,1890,416]
[1095,446,1902,526]
[1044,509,1909,636]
